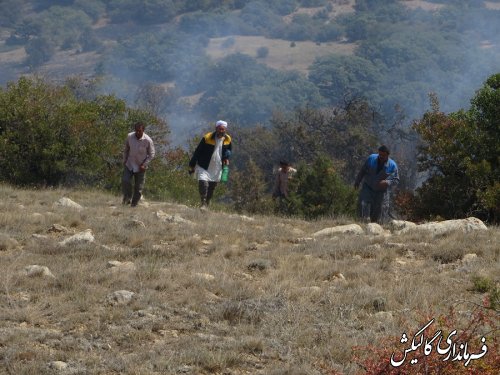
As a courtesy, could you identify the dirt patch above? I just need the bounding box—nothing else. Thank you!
[401,0,445,11]
[283,0,355,24]
[35,49,100,81]
[0,47,27,64]
[484,1,500,10]
[206,35,355,75]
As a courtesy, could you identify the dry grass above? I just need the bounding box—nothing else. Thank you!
[206,36,356,75]
[0,183,498,374]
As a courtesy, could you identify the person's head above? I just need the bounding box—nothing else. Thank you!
[215,120,228,138]
[279,160,291,172]
[378,145,390,162]
[134,122,145,139]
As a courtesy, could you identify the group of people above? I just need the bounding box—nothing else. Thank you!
[121,121,399,223]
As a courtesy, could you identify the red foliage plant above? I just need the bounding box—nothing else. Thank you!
[351,302,499,375]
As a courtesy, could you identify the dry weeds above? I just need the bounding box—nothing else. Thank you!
[0,184,498,374]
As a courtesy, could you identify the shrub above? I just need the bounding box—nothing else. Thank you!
[256,46,269,58]
[351,302,499,374]
[287,155,357,219]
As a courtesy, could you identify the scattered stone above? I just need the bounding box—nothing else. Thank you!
[0,234,19,251]
[194,272,215,281]
[156,210,194,225]
[312,224,364,237]
[234,271,253,280]
[25,265,55,278]
[247,258,273,271]
[47,224,70,233]
[106,290,136,306]
[398,217,488,236]
[366,223,387,236]
[389,220,417,233]
[367,244,382,251]
[126,219,146,228]
[54,197,83,210]
[49,361,69,371]
[59,229,95,246]
[31,233,50,240]
[106,260,136,273]
[229,214,255,222]
[374,311,393,321]
[290,237,315,244]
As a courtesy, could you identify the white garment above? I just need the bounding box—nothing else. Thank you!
[196,137,223,182]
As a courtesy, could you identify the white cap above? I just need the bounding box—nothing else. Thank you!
[215,120,228,128]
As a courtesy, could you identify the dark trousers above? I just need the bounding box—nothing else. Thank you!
[198,180,217,205]
[358,184,390,223]
[122,167,145,205]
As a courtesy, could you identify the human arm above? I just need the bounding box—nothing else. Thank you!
[123,137,130,166]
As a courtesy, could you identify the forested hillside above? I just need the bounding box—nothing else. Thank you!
[1,0,499,127]
[0,0,499,222]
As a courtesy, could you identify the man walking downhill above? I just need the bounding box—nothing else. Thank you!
[122,122,155,207]
[354,145,399,223]
[189,120,232,209]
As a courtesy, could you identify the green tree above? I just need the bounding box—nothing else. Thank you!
[0,77,169,188]
[229,159,270,214]
[412,74,500,222]
[287,155,357,219]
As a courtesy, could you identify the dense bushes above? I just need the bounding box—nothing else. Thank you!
[409,74,500,222]
[0,77,169,188]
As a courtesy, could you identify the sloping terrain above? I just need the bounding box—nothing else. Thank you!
[0,185,498,374]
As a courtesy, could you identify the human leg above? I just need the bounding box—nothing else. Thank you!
[206,182,218,205]
[122,167,134,204]
[131,171,145,206]
[198,180,209,206]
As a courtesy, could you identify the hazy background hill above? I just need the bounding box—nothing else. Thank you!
[0,0,499,140]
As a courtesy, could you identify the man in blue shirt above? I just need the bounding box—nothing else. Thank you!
[354,145,399,223]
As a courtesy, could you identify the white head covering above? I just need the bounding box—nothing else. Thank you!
[215,120,228,129]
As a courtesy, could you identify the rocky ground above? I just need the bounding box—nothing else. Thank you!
[0,185,498,374]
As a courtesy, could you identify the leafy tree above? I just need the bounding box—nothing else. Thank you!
[287,155,357,219]
[197,53,326,125]
[0,77,169,188]
[411,74,500,222]
[270,102,379,182]
[0,0,25,28]
[229,159,270,214]
[25,36,55,68]
[308,54,383,107]
[107,0,177,24]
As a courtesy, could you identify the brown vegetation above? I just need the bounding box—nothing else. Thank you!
[0,184,498,374]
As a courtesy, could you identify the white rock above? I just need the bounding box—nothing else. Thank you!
[49,361,69,370]
[194,273,215,281]
[156,210,194,225]
[25,265,55,278]
[106,290,135,306]
[462,253,478,264]
[312,224,364,237]
[389,220,417,232]
[59,229,95,246]
[411,217,488,236]
[365,223,386,236]
[54,197,83,210]
[107,260,136,273]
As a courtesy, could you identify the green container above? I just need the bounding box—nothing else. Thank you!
[221,165,229,183]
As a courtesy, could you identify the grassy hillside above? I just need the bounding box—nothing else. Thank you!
[1,184,498,374]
